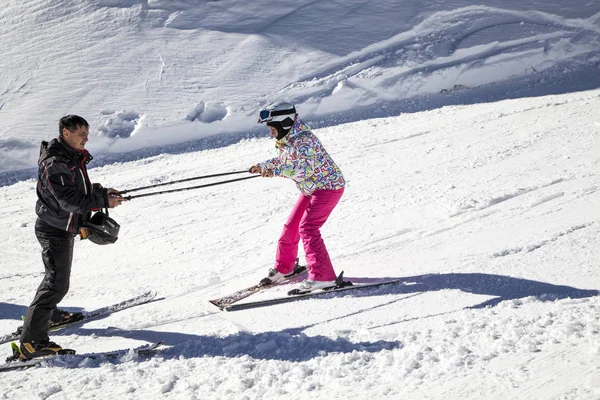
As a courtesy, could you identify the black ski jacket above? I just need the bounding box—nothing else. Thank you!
[35,137,108,233]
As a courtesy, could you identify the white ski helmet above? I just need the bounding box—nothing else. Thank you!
[257,102,297,127]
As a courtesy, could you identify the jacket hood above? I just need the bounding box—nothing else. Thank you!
[275,118,310,146]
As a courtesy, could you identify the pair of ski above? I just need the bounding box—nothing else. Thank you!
[0,290,163,372]
[209,261,404,311]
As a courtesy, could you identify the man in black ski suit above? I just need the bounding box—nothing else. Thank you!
[18,115,125,360]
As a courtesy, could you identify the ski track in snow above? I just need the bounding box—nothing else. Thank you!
[271,7,599,98]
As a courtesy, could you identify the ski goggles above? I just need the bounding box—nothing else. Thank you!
[257,106,297,123]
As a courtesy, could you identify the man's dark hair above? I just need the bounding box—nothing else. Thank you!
[59,115,89,136]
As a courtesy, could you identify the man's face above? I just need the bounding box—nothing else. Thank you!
[62,125,89,151]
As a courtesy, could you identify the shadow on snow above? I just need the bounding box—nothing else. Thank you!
[37,272,599,367]
[54,326,401,364]
[0,303,29,321]
[342,272,600,309]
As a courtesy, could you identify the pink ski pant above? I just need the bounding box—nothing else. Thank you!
[275,188,344,281]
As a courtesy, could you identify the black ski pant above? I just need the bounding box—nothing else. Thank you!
[20,219,75,344]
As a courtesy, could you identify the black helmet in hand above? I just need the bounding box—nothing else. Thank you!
[82,209,120,245]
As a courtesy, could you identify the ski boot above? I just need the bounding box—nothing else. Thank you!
[6,340,75,362]
[50,309,84,328]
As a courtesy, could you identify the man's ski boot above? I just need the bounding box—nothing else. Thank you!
[7,309,84,343]
[50,309,84,328]
[6,340,75,362]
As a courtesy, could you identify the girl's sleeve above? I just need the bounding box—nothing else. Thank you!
[258,156,281,170]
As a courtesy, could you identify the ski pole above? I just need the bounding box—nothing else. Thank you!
[124,175,260,200]
[120,170,250,194]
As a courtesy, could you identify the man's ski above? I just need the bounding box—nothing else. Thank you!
[0,341,165,372]
[219,278,404,311]
[209,260,307,308]
[0,290,158,345]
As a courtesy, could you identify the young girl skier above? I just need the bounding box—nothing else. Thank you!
[249,102,345,294]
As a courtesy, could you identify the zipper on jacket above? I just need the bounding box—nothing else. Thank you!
[66,212,73,232]
[79,170,88,195]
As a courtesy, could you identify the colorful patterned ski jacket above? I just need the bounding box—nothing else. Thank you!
[258,118,345,196]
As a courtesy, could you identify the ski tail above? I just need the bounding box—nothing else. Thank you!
[0,290,159,346]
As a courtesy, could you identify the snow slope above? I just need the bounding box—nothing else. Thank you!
[1,0,600,399]
[1,0,599,181]
[1,88,599,399]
